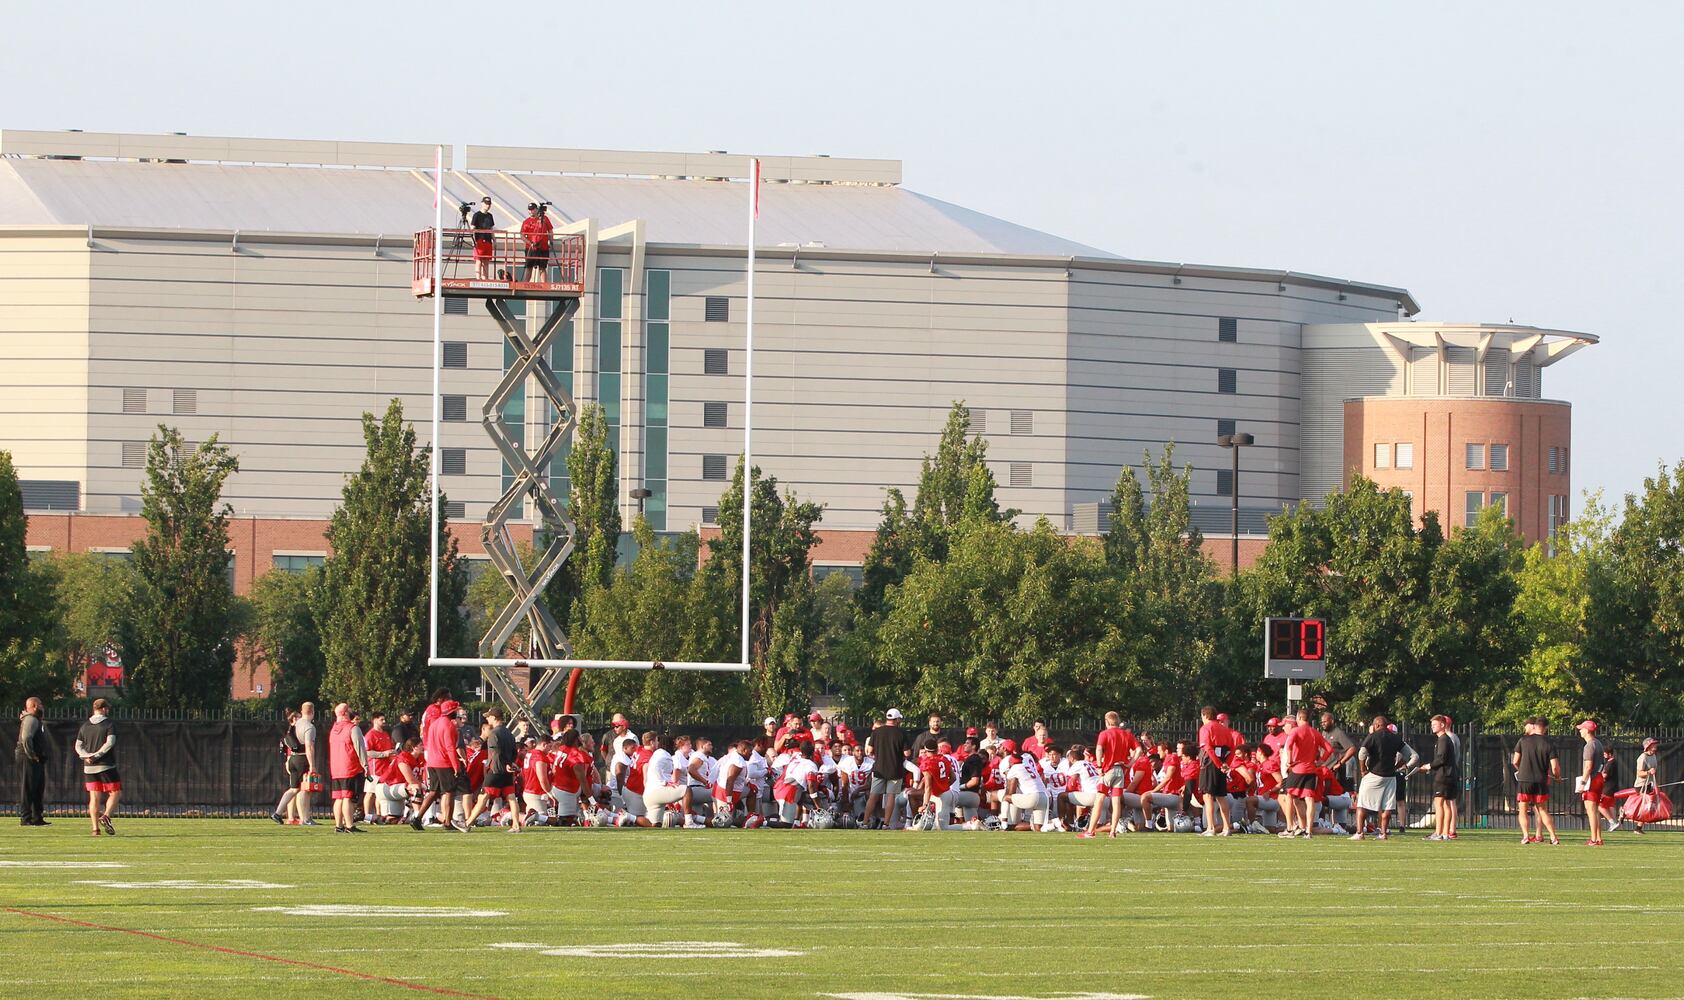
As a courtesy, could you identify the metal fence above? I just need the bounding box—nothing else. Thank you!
[6,708,1681,826]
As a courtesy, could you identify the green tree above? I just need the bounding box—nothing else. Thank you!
[245,566,324,710]
[545,403,621,629]
[315,399,467,711]
[1104,448,1221,715]
[1586,461,1684,726]
[0,450,68,706]
[467,541,539,656]
[875,519,1135,721]
[119,427,242,710]
[45,551,135,691]
[687,457,823,718]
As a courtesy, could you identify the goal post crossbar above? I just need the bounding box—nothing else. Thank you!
[428,657,749,674]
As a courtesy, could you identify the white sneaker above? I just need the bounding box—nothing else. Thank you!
[1248,821,1268,835]
[1278,830,1297,838]
[682,816,706,829]
[1200,828,1216,837]
[1606,817,1621,832]
[1329,823,1348,836]
[1349,832,1365,841]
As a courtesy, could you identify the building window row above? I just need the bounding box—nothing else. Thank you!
[644,269,671,530]
[1548,494,1570,553]
[1374,442,1414,470]
[1465,490,1509,527]
[1465,442,1509,472]
[1548,445,1570,475]
[119,387,198,415]
[273,553,325,573]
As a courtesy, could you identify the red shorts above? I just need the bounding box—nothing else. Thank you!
[473,237,494,261]
[1581,775,1606,803]
[1516,792,1549,804]
[84,772,121,793]
[714,787,743,806]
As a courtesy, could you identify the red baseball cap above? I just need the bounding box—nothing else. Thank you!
[439,700,460,715]
[1577,720,1597,733]
[808,711,824,722]
[965,727,979,737]
[1265,717,1281,728]
[1000,739,1017,754]
[1217,713,1230,723]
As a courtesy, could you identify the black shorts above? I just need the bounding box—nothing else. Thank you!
[1283,771,1318,792]
[1433,777,1458,799]
[1198,766,1229,796]
[525,251,549,271]
[483,773,516,795]
[286,757,307,788]
[427,767,464,794]
[1516,779,1550,801]
[331,776,363,800]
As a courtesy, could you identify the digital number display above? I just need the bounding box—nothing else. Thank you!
[1263,617,1327,679]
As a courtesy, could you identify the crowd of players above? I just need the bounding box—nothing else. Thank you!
[269,691,1659,845]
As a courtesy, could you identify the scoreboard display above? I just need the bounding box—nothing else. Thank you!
[1263,617,1327,679]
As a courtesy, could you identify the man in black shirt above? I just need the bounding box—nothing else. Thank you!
[955,737,987,826]
[1352,716,1405,840]
[470,196,496,279]
[15,697,50,826]
[1512,717,1561,845]
[1418,714,1459,840]
[465,709,523,832]
[864,709,910,830]
[390,709,416,749]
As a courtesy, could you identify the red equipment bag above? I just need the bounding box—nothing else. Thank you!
[1620,784,1673,824]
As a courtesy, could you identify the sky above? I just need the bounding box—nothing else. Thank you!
[4,1,1680,504]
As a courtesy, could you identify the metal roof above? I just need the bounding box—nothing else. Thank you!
[0,157,1117,258]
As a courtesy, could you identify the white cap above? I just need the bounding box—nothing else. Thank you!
[886,708,903,720]
[763,716,777,726]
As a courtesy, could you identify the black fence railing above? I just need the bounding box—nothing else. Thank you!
[6,710,1681,825]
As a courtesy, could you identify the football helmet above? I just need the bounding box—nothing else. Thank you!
[982,815,1006,831]
[1173,815,1194,833]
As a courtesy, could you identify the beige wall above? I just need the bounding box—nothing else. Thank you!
[0,230,92,493]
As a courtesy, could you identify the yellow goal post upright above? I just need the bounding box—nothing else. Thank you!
[414,146,754,724]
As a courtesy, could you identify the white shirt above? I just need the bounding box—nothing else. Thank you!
[1074,759,1102,794]
[746,750,768,787]
[647,748,677,787]
[783,756,818,788]
[693,753,718,787]
[717,750,748,792]
[1009,759,1049,797]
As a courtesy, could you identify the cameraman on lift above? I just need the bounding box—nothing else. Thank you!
[521,202,553,282]
[469,196,496,280]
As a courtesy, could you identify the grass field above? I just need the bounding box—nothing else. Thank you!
[1,821,1680,1000]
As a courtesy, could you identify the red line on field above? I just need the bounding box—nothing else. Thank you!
[3,907,500,999]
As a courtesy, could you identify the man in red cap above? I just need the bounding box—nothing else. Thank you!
[1576,719,1606,846]
[411,699,466,832]
[1080,711,1140,839]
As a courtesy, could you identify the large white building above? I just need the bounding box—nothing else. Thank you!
[1,129,1590,601]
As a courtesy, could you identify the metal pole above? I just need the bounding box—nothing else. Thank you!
[741,159,757,667]
[429,145,444,660]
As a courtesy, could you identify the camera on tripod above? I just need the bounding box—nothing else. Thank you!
[536,201,551,216]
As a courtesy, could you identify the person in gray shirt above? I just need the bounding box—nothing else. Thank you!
[15,696,49,826]
[1633,737,1661,834]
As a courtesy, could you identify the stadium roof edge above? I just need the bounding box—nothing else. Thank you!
[0,223,1421,312]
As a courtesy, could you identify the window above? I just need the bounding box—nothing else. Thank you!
[703,402,728,428]
[441,448,467,476]
[19,480,80,511]
[1216,468,1234,496]
[1489,492,1507,516]
[1217,368,1237,394]
[1395,442,1414,469]
[1218,317,1238,342]
[1010,410,1033,435]
[1217,418,1236,438]
[1465,443,1485,470]
[597,267,624,454]
[1490,443,1509,472]
[122,388,147,413]
[547,309,575,506]
[1548,446,1558,474]
[704,348,729,375]
[443,500,466,519]
[705,296,729,322]
[173,388,197,415]
[1465,491,1483,527]
[442,342,468,369]
[121,441,146,468]
[644,269,671,530]
[1009,463,1032,487]
[701,506,720,525]
[702,454,728,480]
[1401,489,1415,516]
[1374,443,1391,469]
[444,297,468,316]
[442,395,467,422]
[814,565,865,587]
[971,409,987,433]
[1549,494,1569,551]
[273,554,325,573]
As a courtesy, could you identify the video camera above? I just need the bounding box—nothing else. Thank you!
[536,201,551,216]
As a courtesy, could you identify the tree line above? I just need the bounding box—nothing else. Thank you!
[3,401,1682,729]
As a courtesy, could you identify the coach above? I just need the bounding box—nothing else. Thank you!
[865,709,910,829]
[1351,716,1405,840]
[15,696,49,826]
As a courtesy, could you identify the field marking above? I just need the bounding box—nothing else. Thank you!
[0,855,127,861]
[255,904,507,918]
[493,940,806,959]
[822,993,1149,1000]
[2,907,500,999]
[76,879,292,890]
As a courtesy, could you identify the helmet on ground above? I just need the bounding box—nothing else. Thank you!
[982,815,1006,832]
[1153,811,1171,832]
[811,808,837,830]
[710,810,734,828]
[1173,815,1194,833]
[593,808,613,828]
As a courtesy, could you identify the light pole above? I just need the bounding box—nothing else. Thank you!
[1217,432,1254,574]
[629,487,652,517]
